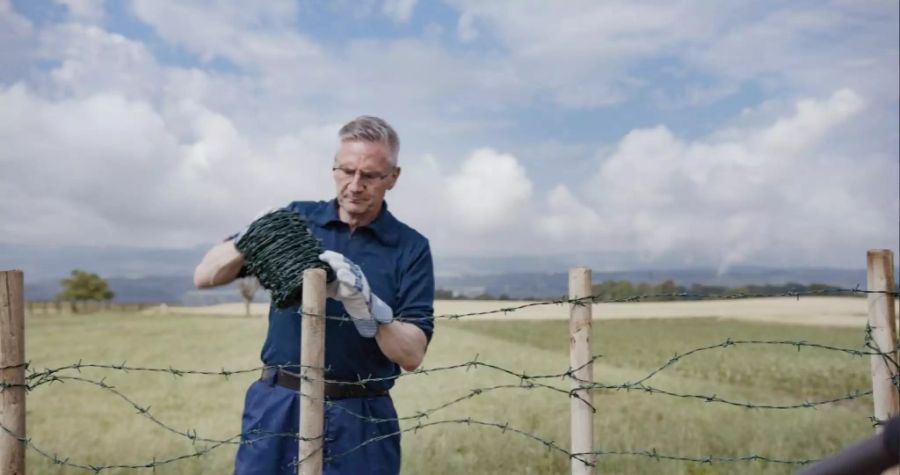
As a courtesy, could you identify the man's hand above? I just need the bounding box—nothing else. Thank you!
[194,207,283,289]
[318,250,393,338]
[193,240,244,288]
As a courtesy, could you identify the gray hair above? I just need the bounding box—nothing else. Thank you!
[338,116,400,166]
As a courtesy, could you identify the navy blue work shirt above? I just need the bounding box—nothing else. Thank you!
[259,200,434,392]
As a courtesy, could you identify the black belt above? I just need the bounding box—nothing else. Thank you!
[261,368,390,400]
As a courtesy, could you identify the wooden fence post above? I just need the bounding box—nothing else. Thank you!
[866,250,899,432]
[0,270,26,474]
[569,267,594,475]
[299,269,326,475]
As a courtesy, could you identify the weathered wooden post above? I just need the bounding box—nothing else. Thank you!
[569,267,594,474]
[0,270,26,474]
[299,269,326,475]
[866,250,899,430]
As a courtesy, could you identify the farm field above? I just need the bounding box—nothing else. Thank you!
[174,296,873,326]
[21,298,887,474]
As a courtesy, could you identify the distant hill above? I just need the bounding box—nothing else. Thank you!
[0,243,205,282]
[24,275,270,305]
[435,267,877,299]
[5,241,892,303]
[21,266,883,304]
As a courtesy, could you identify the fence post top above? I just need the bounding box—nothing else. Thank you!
[302,268,327,278]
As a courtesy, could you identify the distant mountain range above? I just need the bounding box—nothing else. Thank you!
[435,267,876,299]
[21,275,259,305]
[0,243,207,282]
[17,266,883,304]
[3,242,892,303]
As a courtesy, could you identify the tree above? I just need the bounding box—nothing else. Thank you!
[56,270,114,313]
[435,288,455,299]
[237,277,261,317]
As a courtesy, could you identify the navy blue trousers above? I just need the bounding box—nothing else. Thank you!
[234,378,401,474]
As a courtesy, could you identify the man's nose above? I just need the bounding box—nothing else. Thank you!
[347,172,365,190]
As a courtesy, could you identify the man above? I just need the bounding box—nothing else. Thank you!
[193,116,434,474]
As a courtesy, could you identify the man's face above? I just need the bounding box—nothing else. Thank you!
[333,140,400,219]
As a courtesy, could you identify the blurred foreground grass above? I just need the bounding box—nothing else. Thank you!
[23,311,873,474]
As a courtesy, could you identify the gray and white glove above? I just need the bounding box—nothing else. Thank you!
[230,207,281,242]
[318,250,393,338]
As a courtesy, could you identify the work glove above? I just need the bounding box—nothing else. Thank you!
[318,250,393,338]
[230,207,281,242]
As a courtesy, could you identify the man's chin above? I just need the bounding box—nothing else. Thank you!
[339,199,369,214]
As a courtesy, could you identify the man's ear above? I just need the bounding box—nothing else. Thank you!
[386,167,401,190]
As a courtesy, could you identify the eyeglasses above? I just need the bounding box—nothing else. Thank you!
[332,166,395,185]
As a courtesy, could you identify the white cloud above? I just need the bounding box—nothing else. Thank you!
[0,1,36,82]
[0,83,337,247]
[53,0,106,24]
[446,1,898,109]
[335,39,523,113]
[754,89,865,156]
[456,12,478,42]
[574,88,895,268]
[39,24,161,99]
[382,0,417,23]
[445,148,533,231]
[447,0,718,107]
[493,88,895,269]
[127,2,524,122]
[686,4,899,101]
[0,84,180,243]
[537,185,603,242]
[0,1,896,270]
[129,0,320,72]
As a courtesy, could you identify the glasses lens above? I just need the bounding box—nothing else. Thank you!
[334,167,391,184]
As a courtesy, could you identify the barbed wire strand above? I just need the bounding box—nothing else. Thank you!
[3,287,895,471]
[13,335,893,391]
[137,286,897,325]
[425,286,898,321]
[16,364,881,447]
[6,352,880,472]
[0,415,819,473]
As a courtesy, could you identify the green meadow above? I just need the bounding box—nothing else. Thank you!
[21,310,874,474]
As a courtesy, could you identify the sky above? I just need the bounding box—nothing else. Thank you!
[1,0,898,272]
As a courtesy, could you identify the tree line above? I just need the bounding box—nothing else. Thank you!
[587,280,855,301]
[435,279,879,301]
[49,270,889,314]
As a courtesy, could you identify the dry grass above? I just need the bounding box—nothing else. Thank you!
[21,298,890,474]
[170,296,877,327]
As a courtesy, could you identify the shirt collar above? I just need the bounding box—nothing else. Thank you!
[310,199,400,246]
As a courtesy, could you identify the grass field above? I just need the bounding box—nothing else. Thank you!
[175,296,871,326]
[20,299,888,474]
